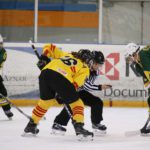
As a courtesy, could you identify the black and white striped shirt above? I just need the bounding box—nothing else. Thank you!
[79,70,101,92]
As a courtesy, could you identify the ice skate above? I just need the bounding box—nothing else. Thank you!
[74,122,94,141]
[140,125,150,136]
[22,119,39,137]
[51,123,66,135]
[92,123,107,136]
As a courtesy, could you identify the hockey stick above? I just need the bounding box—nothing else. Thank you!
[29,40,50,70]
[64,104,75,124]
[0,94,32,120]
[29,40,41,60]
[125,114,150,137]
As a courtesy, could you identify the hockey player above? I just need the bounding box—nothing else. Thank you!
[51,51,112,136]
[125,43,150,134]
[0,34,13,119]
[24,44,98,139]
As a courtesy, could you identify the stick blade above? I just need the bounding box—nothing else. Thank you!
[125,130,141,137]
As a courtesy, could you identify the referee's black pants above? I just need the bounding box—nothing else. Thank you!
[54,90,104,126]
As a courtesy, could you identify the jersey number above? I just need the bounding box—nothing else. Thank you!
[61,57,77,66]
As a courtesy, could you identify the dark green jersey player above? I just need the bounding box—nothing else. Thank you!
[125,43,150,134]
[0,34,13,120]
[0,45,7,68]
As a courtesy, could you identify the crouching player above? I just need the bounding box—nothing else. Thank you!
[125,43,150,135]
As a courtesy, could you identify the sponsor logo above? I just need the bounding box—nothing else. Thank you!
[104,88,149,98]
[57,68,67,76]
[100,53,120,80]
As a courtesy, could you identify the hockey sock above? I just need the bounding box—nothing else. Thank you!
[69,98,84,123]
[32,99,58,124]
[0,98,9,106]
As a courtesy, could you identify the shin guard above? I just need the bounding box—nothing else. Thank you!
[69,99,84,123]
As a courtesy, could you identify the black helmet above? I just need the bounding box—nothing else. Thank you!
[78,49,94,64]
[91,51,105,64]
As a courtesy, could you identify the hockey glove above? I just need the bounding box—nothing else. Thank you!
[55,94,64,104]
[37,55,51,70]
[100,84,112,90]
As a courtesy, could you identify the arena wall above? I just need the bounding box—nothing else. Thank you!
[0,10,98,28]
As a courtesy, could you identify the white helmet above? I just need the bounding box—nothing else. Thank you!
[125,43,140,58]
[0,34,3,43]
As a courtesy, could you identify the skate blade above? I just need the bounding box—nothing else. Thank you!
[8,117,12,121]
[77,134,94,141]
[93,129,106,136]
[125,130,141,137]
[21,132,38,137]
[141,133,150,137]
[51,129,65,136]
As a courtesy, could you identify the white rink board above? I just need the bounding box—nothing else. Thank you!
[1,43,147,101]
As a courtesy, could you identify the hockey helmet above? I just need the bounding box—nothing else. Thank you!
[125,43,140,58]
[78,49,94,65]
[92,51,105,65]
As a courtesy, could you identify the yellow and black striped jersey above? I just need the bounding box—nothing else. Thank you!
[42,44,90,89]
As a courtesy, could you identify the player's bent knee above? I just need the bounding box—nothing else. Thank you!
[38,99,58,110]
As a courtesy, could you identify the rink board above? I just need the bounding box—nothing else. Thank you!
[10,99,148,108]
[1,43,148,107]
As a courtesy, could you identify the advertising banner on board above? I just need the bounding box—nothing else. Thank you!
[1,43,147,101]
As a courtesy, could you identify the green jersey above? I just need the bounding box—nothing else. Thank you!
[0,47,7,69]
[135,45,150,88]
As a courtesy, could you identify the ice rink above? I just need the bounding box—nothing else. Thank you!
[0,106,150,150]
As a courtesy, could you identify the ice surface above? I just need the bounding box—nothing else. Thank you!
[0,107,150,150]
